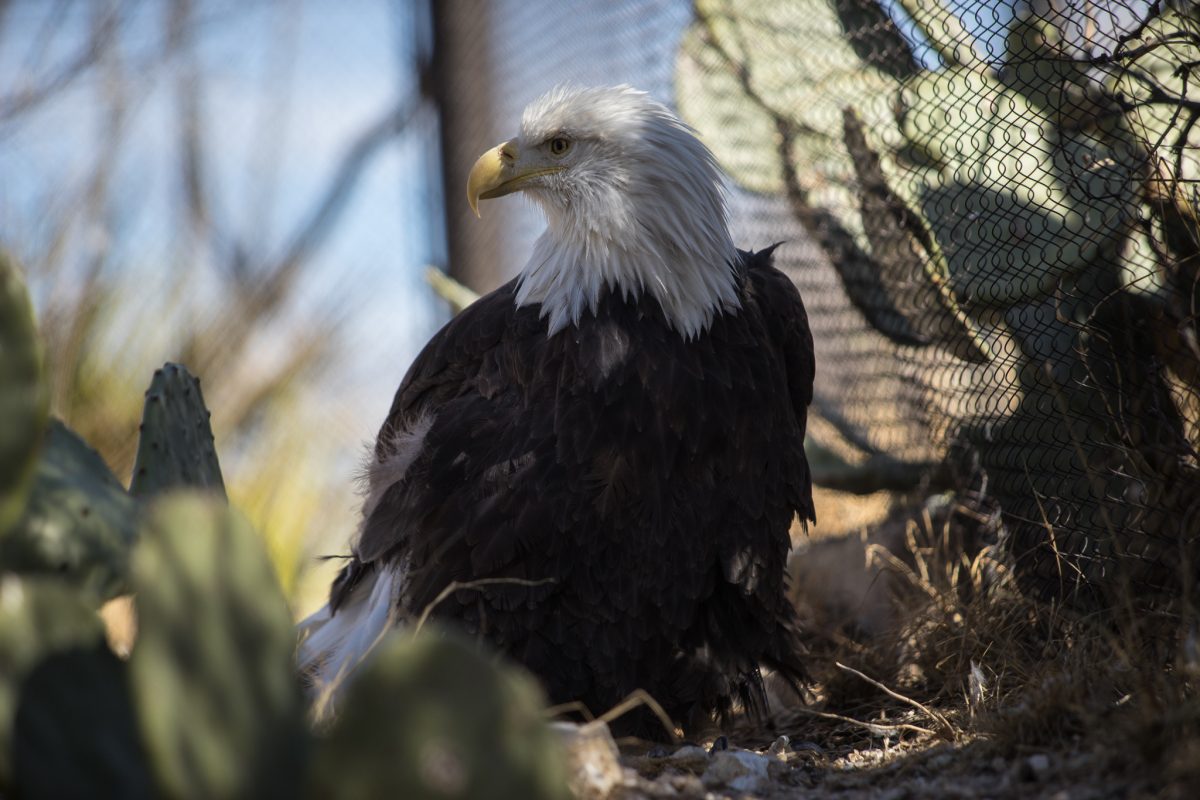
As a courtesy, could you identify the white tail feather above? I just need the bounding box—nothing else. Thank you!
[296,564,402,717]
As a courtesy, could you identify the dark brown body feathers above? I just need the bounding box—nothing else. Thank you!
[331,246,814,734]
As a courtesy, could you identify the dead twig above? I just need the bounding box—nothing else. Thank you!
[543,700,596,722]
[413,577,556,636]
[835,662,958,741]
[788,706,935,738]
[596,689,679,743]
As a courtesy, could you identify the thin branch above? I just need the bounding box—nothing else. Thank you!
[265,96,422,297]
[170,0,218,252]
[1109,0,1166,59]
[0,2,122,124]
[543,700,596,722]
[835,662,958,741]
[786,705,935,738]
[425,266,479,313]
[595,689,679,743]
[413,577,556,636]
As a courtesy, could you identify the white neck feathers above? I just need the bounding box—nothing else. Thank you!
[512,86,740,340]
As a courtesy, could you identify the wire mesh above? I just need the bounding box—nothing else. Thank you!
[435,0,1200,609]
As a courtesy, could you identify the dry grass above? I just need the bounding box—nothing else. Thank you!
[774,486,1200,797]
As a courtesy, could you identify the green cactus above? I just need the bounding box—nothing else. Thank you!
[0,320,571,796]
[678,0,997,362]
[842,107,991,362]
[130,363,226,499]
[679,0,902,205]
[676,0,1200,601]
[0,252,47,538]
[1,420,138,602]
[0,576,106,785]
[13,646,153,799]
[899,65,1138,309]
[129,492,306,800]
[890,0,980,69]
[309,632,570,800]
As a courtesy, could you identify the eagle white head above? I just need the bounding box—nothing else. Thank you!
[467,85,740,339]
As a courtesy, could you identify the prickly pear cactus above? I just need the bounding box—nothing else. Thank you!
[130,363,226,499]
[0,575,106,785]
[677,0,996,366]
[14,646,153,799]
[898,65,1138,309]
[0,252,47,538]
[1,420,138,601]
[678,0,1200,605]
[309,632,569,800]
[129,493,305,800]
[841,107,990,363]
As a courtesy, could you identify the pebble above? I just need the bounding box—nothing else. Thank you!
[668,744,709,762]
[667,772,704,794]
[1026,753,1052,781]
[702,750,771,793]
[551,720,626,799]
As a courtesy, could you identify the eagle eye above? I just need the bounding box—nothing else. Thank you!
[548,136,571,156]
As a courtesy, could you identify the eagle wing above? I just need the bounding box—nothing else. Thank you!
[743,246,816,525]
[332,277,541,612]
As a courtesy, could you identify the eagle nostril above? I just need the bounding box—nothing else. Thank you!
[499,141,518,163]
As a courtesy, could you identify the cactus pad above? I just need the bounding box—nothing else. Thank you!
[0,576,105,785]
[2,420,138,601]
[842,107,991,362]
[0,252,47,538]
[309,632,569,800]
[129,492,305,800]
[130,363,225,499]
[14,645,153,799]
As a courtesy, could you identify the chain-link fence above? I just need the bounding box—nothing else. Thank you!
[435,0,1200,609]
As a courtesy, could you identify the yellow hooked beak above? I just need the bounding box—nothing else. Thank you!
[466,140,564,218]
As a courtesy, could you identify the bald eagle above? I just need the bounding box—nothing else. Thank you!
[299,85,815,734]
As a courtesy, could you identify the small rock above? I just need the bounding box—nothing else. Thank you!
[1027,753,1052,780]
[667,744,709,768]
[702,750,770,793]
[1015,752,1053,783]
[927,751,955,770]
[667,771,705,795]
[552,720,626,799]
[767,735,791,758]
[767,756,792,782]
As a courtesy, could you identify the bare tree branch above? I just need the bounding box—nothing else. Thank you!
[263,95,422,303]
[0,1,122,125]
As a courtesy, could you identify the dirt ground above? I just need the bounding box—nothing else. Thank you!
[611,718,1183,799]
